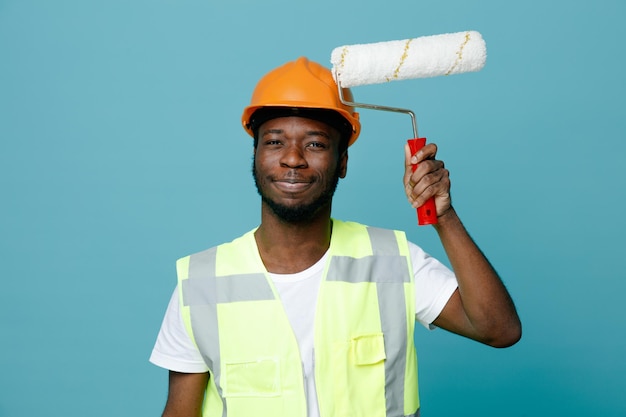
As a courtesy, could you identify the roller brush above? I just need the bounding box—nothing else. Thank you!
[331,31,487,225]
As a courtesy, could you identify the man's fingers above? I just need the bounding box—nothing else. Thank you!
[406,163,450,205]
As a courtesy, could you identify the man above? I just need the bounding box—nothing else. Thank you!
[150,57,521,417]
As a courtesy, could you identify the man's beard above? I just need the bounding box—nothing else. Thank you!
[252,160,341,223]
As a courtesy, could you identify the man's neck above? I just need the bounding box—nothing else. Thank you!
[254,206,333,274]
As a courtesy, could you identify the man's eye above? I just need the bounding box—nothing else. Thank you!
[307,142,326,149]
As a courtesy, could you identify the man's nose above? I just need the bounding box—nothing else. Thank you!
[280,145,307,168]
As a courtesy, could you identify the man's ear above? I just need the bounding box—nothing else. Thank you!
[338,150,348,179]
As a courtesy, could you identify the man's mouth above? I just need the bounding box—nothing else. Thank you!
[273,178,312,192]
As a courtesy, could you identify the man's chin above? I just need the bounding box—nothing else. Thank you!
[263,198,324,223]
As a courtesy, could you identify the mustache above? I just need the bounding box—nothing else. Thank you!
[251,164,312,184]
[275,170,311,183]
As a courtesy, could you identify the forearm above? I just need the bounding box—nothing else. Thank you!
[434,207,521,347]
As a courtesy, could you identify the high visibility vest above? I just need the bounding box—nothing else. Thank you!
[178,219,420,417]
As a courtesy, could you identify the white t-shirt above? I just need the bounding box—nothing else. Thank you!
[150,240,457,416]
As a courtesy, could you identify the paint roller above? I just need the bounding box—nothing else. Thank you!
[330,31,487,225]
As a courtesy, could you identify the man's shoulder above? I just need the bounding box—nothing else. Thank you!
[333,218,406,234]
[332,219,410,253]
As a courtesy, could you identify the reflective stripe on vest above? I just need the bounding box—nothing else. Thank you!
[183,247,227,417]
[327,226,411,417]
[179,220,419,417]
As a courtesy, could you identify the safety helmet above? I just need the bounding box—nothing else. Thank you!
[242,57,361,146]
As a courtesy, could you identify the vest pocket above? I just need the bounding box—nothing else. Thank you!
[331,333,387,416]
[222,357,281,397]
[352,333,386,365]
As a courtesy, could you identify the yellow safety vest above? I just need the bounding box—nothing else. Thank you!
[177,219,420,417]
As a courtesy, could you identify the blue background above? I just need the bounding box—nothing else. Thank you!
[1,0,624,416]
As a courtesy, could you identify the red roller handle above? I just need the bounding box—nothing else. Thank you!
[408,138,438,225]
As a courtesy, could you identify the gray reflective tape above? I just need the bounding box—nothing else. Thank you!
[182,277,217,306]
[216,273,275,303]
[378,281,408,417]
[183,273,274,305]
[183,248,219,306]
[367,227,400,256]
[185,248,227,417]
[327,256,410,283]
[367,226,410,416]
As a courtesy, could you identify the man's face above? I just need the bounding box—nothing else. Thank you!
[252,116,347,223]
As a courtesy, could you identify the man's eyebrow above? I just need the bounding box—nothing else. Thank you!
[261,129,331,138]
[305,130,331,138]
[261,128,284,137]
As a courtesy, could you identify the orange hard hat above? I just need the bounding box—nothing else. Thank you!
[242,57,361,146]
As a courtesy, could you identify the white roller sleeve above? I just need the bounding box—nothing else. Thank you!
[331,31,486,87]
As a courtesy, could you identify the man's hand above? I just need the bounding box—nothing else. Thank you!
[403,142,452,217]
